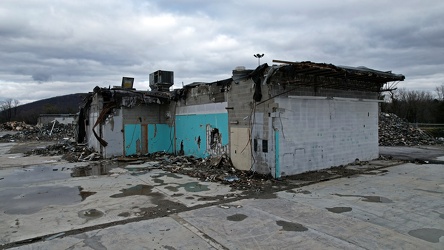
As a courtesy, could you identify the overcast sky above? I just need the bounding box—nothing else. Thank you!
[1,0,443,104]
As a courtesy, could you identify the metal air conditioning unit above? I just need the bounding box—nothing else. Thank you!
[149,70,174,92]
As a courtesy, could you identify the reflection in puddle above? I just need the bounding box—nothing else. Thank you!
[0,186,82,214]
[0,166,71,188]
[71,162,119,177]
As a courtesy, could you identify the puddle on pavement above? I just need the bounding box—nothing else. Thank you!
[408,228,444,243]
[180,182,210,192]
[78,187,97,201]
[152,173,183,179]
[110,184,163,199]
[78,208,104,221]
[276,220,308,232]
[153,179,165,185]
[118,212,131,217]
[227,214,248,222]
[0,186,82,214]
[333,194,393,203]
[165,186,179,192]
[326,207,352,213]
[163,182,209,193]
[0,165,71,188]
[71,162,120,177]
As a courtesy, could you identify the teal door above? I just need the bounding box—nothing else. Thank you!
[124,124,141,156]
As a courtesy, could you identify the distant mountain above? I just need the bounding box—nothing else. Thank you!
[0,93,88,124]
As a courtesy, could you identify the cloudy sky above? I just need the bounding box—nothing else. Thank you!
[1,0,443,104]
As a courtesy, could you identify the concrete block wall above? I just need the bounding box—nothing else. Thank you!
[273,96,379,176]
[227,79,255,127]
[271,85,378,100]
[227,78,255,170]
[178,84,227,106]
[122,104,168,124]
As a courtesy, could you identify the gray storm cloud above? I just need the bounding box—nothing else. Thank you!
[0,0,443,104]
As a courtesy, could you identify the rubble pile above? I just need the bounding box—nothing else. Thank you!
[0,121,76,142]
[141,152,275,191]
[379,112,438,146]
[25,140,101,162]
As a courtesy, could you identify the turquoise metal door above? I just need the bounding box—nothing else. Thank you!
[124,124,141,156]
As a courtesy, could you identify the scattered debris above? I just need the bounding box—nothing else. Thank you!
[379,112,439,146]
[0,121,76,142]
[23,140,101,162]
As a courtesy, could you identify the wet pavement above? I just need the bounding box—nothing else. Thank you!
[0,141,443,249]
[380,145,444,163]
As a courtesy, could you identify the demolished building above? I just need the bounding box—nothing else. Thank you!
[77,61,404,177]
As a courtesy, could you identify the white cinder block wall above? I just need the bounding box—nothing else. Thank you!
[273,96,379,176]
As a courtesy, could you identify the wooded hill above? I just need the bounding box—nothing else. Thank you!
[0,93,88,124]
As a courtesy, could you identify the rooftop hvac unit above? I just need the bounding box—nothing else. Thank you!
[121,77,134,89]
[149,70,174,91]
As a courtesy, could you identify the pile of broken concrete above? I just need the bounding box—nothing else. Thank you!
[24,140,101,162]
[0,121,76,142]
[379,112,439,146]
[117,152,275,191]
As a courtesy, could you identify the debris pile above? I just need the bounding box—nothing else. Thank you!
[379,112,438,146]
[24,140,100,162]
[0,121,76,142]
[121,152,276,191]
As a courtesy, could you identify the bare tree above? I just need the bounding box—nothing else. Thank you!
[385,88,436,123]
[436,84,444,100]
[0,98,20,121]
[1,99,13,121]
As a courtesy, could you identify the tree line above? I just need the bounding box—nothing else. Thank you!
[381,84,444,124]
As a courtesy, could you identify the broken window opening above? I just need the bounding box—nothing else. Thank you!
[254,139,258,152]
[210,128,220,149]
[262,140,268,153]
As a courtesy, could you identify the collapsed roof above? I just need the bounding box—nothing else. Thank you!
[253,60,405,92]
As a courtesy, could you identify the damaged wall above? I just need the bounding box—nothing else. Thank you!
[102,108,123,158]
[227,75,255,171]
[122,104,172,156]
[175,102,228,158]
[229,65,383,177]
